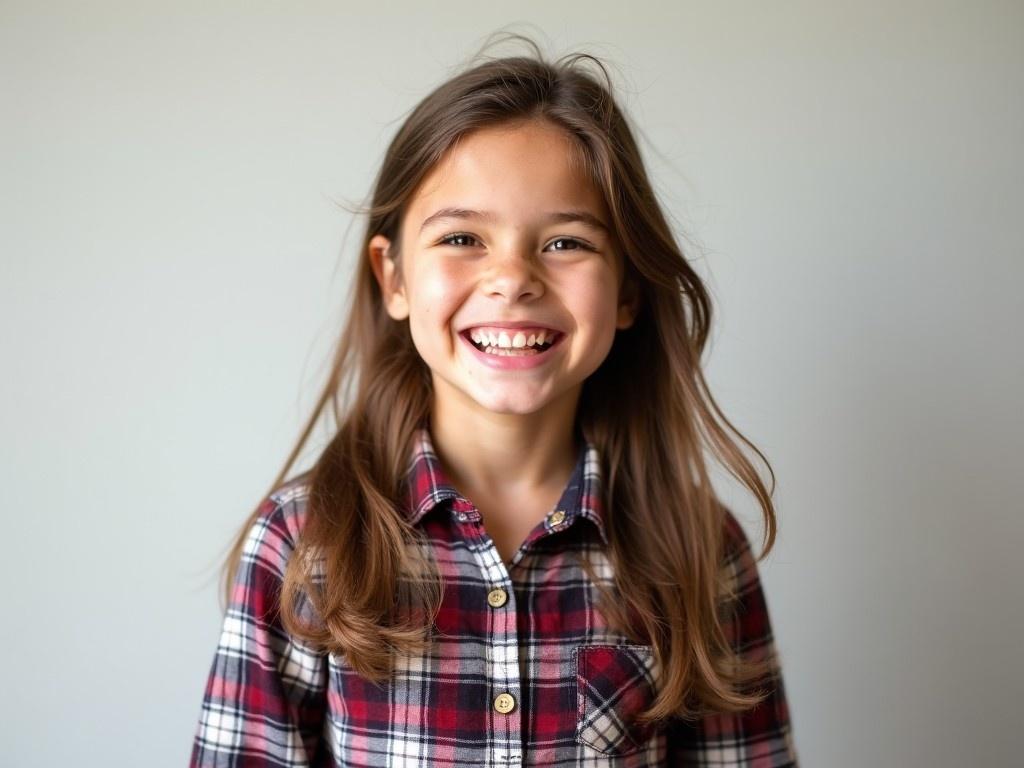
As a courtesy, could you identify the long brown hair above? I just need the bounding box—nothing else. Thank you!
[220,32,778,724]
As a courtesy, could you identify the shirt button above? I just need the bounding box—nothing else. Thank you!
[493,692,516,714]
[548,509,566,525]
[486,587,508,608]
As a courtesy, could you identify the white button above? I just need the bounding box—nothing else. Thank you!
[549,509,566,525]
[487,588,508,608]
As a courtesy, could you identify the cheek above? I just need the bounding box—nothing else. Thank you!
[567,268,621,335]
[418,261,465,306]
[408,263,466,339]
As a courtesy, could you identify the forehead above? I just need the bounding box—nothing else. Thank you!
[405,120,609,229]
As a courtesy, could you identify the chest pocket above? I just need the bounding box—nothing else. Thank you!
[573,643,661,756]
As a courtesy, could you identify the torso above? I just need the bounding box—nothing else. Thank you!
[479,508,540,564]
[474,491,564,565]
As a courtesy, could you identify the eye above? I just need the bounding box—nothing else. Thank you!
[438,232,480,247]
[546,237,591,252]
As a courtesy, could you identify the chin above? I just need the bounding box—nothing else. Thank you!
[473,398,547,416]
[467,388,554,416]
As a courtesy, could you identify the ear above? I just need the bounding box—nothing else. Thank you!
[616,271,641,330]
[368,234,409,321]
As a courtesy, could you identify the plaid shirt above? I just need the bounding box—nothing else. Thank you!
[191,425,798,766]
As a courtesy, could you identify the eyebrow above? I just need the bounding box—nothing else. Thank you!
[419,207,609,235]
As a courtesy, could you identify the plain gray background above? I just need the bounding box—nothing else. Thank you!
[2,2,1021,766]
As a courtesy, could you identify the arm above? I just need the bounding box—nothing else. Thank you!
[665,511,799,767]
[191,497,328,767]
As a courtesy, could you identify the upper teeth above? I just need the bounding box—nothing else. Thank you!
[468,328,554,348]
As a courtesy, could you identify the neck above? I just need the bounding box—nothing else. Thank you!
[427,385,582,501]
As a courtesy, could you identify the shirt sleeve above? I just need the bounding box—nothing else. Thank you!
[190,496,329,767]
[665,510,799,767]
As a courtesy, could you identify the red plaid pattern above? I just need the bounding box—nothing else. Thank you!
[575,645,661,755]
[191,425,799,766]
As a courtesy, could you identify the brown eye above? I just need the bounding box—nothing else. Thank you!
[439,233,479,247]
[547,237,590,251]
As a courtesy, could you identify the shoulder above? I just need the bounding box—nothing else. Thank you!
[243,470,315,580]
[720,505,761,562]
[718,505,767,596]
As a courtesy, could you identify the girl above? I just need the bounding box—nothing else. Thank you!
[191,36,798,767]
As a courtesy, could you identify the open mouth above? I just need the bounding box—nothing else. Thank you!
[460,329,563,356]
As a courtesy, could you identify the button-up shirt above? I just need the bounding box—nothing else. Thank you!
[191,425,799,766]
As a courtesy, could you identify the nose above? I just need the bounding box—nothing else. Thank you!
[481,251,544,303]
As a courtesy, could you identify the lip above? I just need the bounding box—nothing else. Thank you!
[458,328,566,370]
[458,320,564,333]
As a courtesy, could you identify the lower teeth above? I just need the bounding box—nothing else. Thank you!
[482,346,541,356]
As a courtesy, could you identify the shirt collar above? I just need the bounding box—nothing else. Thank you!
[401,421,608,546]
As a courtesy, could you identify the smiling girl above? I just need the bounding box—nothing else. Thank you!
[191,36,798,767]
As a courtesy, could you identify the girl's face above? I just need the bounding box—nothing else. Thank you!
[369,119,638,423]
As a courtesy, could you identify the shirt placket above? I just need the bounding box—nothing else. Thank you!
[450,497,525,768]
[450,498,578,768]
